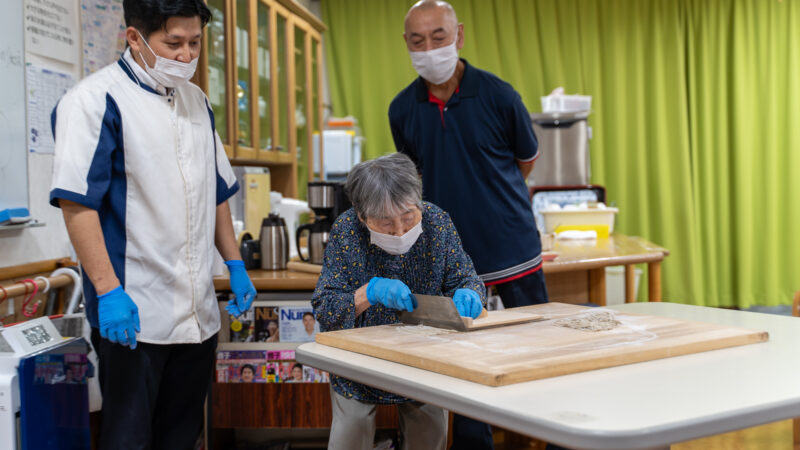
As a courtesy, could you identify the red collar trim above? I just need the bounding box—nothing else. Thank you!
[428,86,459,126]
[427,85,460,106]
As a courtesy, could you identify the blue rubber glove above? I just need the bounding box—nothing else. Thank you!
[366,277,416,312]
[453,288,483,319]
[97,286,140,349]
[225,260,256,317]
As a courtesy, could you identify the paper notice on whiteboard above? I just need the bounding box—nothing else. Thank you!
[81,0,127,77]
[26,64,75,154]
[24,0,80,65]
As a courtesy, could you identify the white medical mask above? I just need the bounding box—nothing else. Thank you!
[409,38,459,85]
[368,220,423,255]
[137,31,198,87]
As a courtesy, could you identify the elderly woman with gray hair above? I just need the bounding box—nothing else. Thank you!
[311,152,485,450]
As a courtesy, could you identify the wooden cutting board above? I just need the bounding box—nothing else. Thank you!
[287,261,322,274]
[315,303,768,386]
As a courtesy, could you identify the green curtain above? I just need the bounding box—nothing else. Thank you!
[321,0,800,308]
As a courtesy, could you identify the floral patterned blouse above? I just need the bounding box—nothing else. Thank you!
[311,201,486,404]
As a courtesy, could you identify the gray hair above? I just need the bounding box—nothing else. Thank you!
[345,153,423,220]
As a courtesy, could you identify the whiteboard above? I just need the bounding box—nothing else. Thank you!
[0,0,28,211]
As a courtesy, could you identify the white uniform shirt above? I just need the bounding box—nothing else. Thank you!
[50,49,239,344]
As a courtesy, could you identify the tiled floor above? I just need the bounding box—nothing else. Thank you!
[493,420,796,450]
[672,420,794,450]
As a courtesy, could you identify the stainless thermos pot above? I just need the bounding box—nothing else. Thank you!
[259,213,289,270]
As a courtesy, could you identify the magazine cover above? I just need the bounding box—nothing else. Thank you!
[228,308,256,343]
[63,353,89,384]
[228,306,280,342]
[267,350,296,361]
[302,365,330,383]
[254,306,280,342]
[33,354,64,384]
[216,350,267,383]
[278,306,320,342]
[282,362,305,383]
[264,362,280,383]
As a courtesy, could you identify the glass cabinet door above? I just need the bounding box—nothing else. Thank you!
[206,0,229,148]
[295,26,308,199]
[200,0,325,199]
[235,0,253,153]
[276,12,289,154]
[257,1,271,154]
[310,35,322,180]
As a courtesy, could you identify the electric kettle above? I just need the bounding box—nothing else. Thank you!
[259,213,289,270]
[296,220,329,265]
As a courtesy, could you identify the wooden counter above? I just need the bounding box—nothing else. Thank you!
[543,234,669,273]
[213,269,319,291]
[213,234,668,303]
[542,233,669,305]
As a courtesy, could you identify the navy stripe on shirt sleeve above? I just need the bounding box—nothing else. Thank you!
[206,99,240,204]
[50,93,122,210]
[217,177,240,205]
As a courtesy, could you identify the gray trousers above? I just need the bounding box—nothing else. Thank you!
[328,385,448,450]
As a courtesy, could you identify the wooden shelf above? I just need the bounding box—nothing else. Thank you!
[214,268,318,291]
[217,341,302,351]
[229,151,294,166]
[212,382,398,428]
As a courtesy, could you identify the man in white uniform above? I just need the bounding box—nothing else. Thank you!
[49,1,256,448]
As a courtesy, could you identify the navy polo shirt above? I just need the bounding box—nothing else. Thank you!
[389,59,542,284]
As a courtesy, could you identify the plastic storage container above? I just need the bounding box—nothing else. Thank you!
[539,207,618,234]
[540,94,592,113]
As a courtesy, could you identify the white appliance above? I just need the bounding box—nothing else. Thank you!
[313,130,364,179]
[271,192,311,259]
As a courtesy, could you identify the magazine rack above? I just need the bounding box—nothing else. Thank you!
[210,294,398,447]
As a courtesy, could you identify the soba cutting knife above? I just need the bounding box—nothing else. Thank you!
[399,294,467,332]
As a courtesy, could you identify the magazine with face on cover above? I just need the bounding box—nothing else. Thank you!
[228,306,280,342]
[278,306,320,342]
[216,350,267,383]
[255,306,280,342]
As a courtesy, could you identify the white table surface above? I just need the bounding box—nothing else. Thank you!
[296,302,800,449]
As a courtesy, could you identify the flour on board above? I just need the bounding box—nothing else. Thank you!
[396,324,457,336]
[554,311,621,332]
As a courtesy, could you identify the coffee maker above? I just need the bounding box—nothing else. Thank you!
[296,181,351,264]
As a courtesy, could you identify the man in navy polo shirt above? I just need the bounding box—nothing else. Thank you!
[389,2,549,448]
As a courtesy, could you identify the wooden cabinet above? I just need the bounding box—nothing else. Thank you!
[199,0,325,198]
[213,383,399,428]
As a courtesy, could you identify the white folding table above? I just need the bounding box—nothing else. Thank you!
[296,303,800,449]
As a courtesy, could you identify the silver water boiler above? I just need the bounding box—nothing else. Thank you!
[528,111,591,186]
